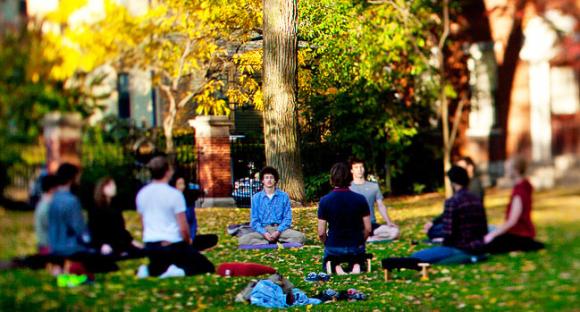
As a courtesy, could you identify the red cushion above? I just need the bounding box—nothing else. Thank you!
[217,262,276,277]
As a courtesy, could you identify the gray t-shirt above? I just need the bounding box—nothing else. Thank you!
[349,181,383,224]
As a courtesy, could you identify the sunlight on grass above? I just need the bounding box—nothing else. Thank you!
[1,185,579,310]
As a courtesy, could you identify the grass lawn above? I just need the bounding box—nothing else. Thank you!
[1,186,578,311]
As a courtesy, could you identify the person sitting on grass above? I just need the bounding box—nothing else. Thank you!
[349,157,399,241]
[484,156,545,253]
[169,174,218,251]
[411,166,488,264]
[423,156,485,243]
[318,162,372,275]
[136,156,214,278]
[48,163,118,276]
[88,177,144,259]
[48,164,92,258]
[238,166,306,246]
[34,174,59,255]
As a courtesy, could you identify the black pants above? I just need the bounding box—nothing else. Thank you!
[192,234,218,251]
[486,234,545,254]
[145,241,215,277]
[10,251,118,273]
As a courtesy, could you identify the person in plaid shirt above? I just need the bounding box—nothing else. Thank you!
[411,166,488,263]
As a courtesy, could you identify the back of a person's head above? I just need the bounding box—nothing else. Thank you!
[511,156,527,176]
[40,174,59,193]
[56,163,79,186]
[148,156,170,180]
[447,165,470,187]
[330,162,352,187]
[348,156,364,169]
[259,166,279,182]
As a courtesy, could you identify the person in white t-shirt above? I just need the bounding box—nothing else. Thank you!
[136,156,214,277]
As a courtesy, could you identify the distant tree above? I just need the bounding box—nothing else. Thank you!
[81,0,261,153]
[297,0,439,193]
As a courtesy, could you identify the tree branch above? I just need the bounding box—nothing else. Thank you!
[173,40,193,91]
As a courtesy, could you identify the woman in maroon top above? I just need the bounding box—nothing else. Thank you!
[484,157,544,254]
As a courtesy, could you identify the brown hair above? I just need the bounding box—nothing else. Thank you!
[260,166,280,183]
[94,177,114,209]
[330,162,352,187]
[148,156,170,180]
[511,156,527,175]
[348,156,364,169]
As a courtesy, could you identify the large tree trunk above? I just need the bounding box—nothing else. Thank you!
[262,0,305,202]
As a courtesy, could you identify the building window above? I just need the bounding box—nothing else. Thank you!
[117,73,130,119]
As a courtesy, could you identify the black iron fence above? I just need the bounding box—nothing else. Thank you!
[231,139,265,207]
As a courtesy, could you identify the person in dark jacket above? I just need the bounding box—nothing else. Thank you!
[412,166,488,263]
[89,177,143,258]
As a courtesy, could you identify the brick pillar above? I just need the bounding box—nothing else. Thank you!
[189,116,235,208]
[42,112,83,174]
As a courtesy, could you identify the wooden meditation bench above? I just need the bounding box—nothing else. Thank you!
[381,257,430,281]
[324,253,374,274]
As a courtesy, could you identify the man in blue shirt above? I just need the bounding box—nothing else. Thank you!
[239,167,305,245]
[48,163,90,256]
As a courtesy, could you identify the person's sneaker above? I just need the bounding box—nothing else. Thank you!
[57,274,89,287]
[318,272,330,282]
[136,264,149,279]
[346,288,367,301]
[57,274,69,287]
[67,274,89,287]
[159,265,185,279]
[316,288,338,302]
[304,272,319,282]
[227,224,241,236]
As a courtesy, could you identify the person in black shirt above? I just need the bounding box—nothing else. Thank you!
[318,162,372,274]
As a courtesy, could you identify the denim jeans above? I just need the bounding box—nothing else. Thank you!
[324,245,366,258]
[411,246,469,263]
[322,245,366,271]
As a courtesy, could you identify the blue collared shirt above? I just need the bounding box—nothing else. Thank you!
[250,189,292,234]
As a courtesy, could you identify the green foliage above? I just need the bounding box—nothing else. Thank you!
[296,0,440,196]
[1,187,579,310]
[304,172,331,201]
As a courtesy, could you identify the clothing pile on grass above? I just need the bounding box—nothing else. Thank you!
[235,273,321,308]
[235,273,368,308]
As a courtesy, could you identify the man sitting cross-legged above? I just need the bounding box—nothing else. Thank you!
[238,166,305,246]
[349,157,400,241]
[318,162,372,275]
[411,166,488,264]
[137,156,214,277]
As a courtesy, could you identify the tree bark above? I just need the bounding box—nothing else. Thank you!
[160,84,177,154]
[439,0,452,198]
[262,0,305,202]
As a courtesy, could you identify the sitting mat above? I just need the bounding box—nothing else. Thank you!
[238,242,303,250]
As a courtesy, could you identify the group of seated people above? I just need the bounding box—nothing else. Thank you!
[30,157,217,278]
[242,156,544,274]
[27,152,544,279]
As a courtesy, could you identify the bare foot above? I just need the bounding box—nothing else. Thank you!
[352,264,361,274]
[335,265,346,275]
